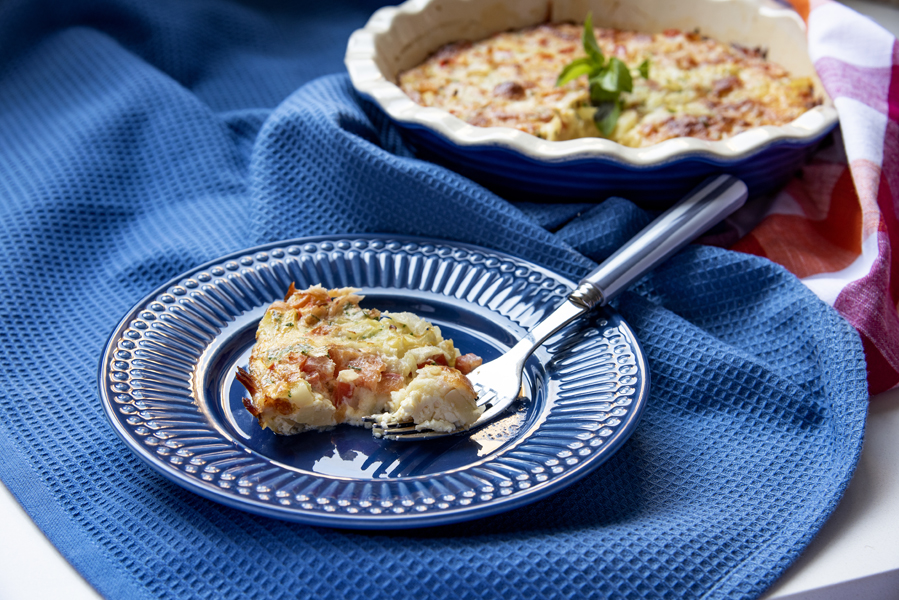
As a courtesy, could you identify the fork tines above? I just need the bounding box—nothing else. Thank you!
[363,384,498,440]
[474,387,497,408]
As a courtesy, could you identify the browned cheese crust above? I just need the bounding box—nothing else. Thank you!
[397,23,820,146]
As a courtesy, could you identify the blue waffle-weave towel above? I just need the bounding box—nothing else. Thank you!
[0,1,867,599]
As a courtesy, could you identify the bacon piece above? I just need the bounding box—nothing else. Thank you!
[335,381,356,407]
[303,355,336,379]
[304,371,322,390]
[455,353,482,375]
[303,311,327,326]
[273,398,293,415]
[309,324,335,336]
[378,372,404,393]
[348,355,386,390]
[242,397,259,417]
[271,352,308,384]
[712,76,742,97]
[301,356,335,393]
[328,347,362,372]
[235,366,256,396]
[378,372,404,394]
[286,352,308,369]
[283,282,297,302]
[417,354,448,369]
[676,55,697,69]
[494,81,526,100]
[286,286,330,309]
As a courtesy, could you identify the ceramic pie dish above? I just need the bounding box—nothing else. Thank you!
[345,0,838,205]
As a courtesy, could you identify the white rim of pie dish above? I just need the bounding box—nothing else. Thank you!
[344,0,839,166]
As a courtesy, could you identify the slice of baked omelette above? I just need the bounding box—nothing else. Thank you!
[236,284,483,435]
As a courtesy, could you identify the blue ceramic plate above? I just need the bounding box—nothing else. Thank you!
[99,236,650,529]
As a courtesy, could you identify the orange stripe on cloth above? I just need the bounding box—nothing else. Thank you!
[785,0,837,22]
[787,0,810,22]
[732,168,863,278]
[784,162,850,221]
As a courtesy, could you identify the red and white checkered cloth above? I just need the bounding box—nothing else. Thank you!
[732,0,899,394]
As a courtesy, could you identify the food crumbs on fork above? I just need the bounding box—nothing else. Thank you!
[235,284,483,436]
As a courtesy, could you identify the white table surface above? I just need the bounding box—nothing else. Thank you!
[4,2,899,598]
[763,388,899,600]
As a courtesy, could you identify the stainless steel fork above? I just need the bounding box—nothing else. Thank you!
[370,175,748,440]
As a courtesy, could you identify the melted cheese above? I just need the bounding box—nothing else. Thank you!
[238,285,482,435]
[397,23,820,147]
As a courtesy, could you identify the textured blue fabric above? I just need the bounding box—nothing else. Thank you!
[0,1,868,599]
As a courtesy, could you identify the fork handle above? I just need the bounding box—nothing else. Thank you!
[516,175,748,357]
[570,174,748,309]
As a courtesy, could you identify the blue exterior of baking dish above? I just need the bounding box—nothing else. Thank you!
[395,119,837,206]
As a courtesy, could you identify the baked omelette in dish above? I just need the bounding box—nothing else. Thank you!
[397,23,820,147]
[236,284,483,435]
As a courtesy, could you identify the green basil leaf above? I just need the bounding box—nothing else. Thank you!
[593,100,622,135]
[638,59,650,79]
[556,57,594,87]
[588,79,618,103]
[601,58,633,93]
[582,13,604,65]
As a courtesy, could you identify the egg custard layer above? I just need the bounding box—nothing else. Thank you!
[237,285,483,435]
[398,23,820,147]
